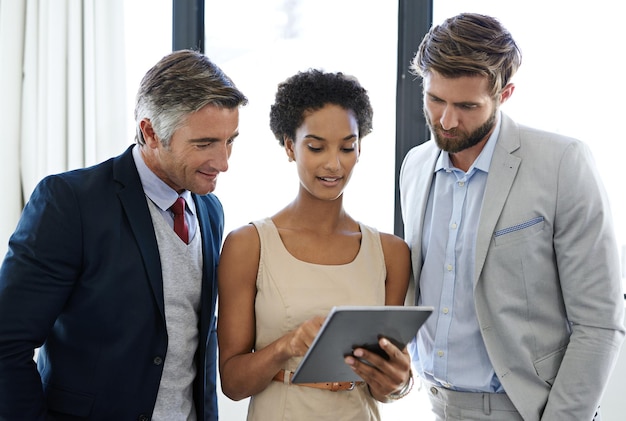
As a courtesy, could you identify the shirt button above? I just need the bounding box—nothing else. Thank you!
[446,264,453,271]
[442,308,449,314]
[451,223,457,229]
[458,181,465,187]
[153,356,163,365]
[437,350,444,357]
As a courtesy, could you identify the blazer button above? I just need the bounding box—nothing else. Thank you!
[153,356,163,365]
[138,415,150,421]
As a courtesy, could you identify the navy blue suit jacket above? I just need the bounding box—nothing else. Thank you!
[0,146,223,420]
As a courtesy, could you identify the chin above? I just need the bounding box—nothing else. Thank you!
[197,188,216,195]
[191,179,219,195]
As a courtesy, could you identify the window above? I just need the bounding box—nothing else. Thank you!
[205,0,399,238]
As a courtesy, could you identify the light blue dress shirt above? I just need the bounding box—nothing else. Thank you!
[414,115,505,393]
[132,145,197,239]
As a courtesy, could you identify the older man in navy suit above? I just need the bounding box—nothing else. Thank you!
[0,50,247,420]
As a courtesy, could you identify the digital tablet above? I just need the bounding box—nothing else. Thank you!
[290,305,433,384]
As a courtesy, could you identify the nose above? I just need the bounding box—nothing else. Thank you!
[324,151,341,172]
[212,143,230,172]
[440,106,458,131]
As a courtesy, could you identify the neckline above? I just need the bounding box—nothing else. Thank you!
[264,217,364,267]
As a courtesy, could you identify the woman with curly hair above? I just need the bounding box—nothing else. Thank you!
[216,69,412,420]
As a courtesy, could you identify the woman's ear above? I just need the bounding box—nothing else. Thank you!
[285,138,296,162]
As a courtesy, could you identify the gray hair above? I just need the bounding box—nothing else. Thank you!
[134,49,248,146]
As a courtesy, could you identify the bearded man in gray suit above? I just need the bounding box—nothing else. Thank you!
[400,13,624,421]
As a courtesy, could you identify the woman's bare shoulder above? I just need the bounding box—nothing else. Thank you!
[378,231,410,253]
[222,223,261,253]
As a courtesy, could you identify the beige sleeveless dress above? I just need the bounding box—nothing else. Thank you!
[246,217,386,421]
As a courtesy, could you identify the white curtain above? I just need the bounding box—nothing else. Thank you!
[0,0,127,258]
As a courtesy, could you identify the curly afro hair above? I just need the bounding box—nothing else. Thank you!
[269,69,373,146]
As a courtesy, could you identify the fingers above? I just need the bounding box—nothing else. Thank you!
[359,337,410,370]
[288,316,325,357]
[379,338,412,375]
[344,337,411,396]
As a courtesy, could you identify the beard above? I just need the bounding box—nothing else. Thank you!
[426,109,497,154]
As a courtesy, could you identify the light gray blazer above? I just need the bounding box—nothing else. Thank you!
[399,113,625,420]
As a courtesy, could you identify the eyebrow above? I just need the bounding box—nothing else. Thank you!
[427,92,480,108]
[188,131,240,143]
[304,133,358,141]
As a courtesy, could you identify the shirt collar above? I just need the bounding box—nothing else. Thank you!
[132,145,195,213]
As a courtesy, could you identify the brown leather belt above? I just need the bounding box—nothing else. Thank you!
[273,369,363,392]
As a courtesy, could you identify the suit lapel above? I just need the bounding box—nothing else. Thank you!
[473,115,521,285]
[401,142,439,304]
[193,196,215,309]
[114,146,165,320]
[409,151,438,261]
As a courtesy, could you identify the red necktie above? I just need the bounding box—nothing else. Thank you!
[170,197,189,244]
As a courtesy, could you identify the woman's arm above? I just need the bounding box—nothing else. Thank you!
[380,233,411,306]
[217,224,323,401]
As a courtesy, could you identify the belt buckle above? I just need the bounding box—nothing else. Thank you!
[330,381,355,392]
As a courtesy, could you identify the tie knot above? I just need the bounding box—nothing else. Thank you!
[170,197,189,244]
[171,197,186,216]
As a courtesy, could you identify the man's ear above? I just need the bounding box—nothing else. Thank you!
[140,119,159,148]
[499,83,515,104]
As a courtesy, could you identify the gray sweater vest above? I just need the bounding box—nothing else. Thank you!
[147,199,203,421]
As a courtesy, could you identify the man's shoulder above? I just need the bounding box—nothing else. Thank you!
[403,139,438,165]
[502,113,582,149]
[194,193,225,233]
[34,156,118,197]
[194,193,222,212]
[42,146,131,184]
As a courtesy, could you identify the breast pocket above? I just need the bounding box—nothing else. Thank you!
[493,216,545,247]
